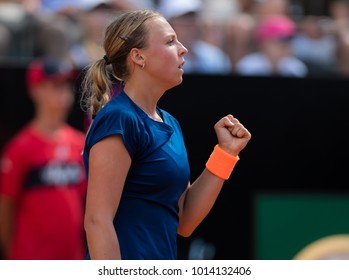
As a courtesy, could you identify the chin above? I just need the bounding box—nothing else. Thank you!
[173,77,183,87]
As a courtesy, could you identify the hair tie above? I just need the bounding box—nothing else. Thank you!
[103,55,111,65]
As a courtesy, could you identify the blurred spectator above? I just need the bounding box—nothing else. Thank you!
[0,2,36,59]
[225,0,292,69]
[251,0,290,18]
[0,0,41,15]
[328,0,349,31]
[30,0,80,14]
[0,24,12,57]
[235,15,308,77]
[328,0,349,76]
[158,0,232,74]
[126,0,156,9]
[224,13,255,69]
[199,0,242,49]
[22,0,138,15]
[68,1,119,70]
[0,56,87,260]
[33,13,79,62]
[31,1,135,67]
[291,16,338,76]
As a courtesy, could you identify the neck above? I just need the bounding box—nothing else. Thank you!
[32,116,66,137]
[123,83,163,121]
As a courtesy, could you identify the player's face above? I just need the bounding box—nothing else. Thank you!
[140,17,188,90]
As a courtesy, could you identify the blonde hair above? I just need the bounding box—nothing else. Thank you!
[80,9,162,117]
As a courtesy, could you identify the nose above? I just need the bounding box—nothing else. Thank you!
[178,41,188,56]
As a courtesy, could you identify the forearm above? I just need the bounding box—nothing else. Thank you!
[178,168,225,237]
[85,220,121,260]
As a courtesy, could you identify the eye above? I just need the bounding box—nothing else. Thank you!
[167,35,177,45]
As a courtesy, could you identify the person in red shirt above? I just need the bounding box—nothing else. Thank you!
[0,56,87,260]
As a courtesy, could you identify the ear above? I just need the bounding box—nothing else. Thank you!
[129,48,145,68]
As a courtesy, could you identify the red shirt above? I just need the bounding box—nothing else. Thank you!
[0,123,87,259]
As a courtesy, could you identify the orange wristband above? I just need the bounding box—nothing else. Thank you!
[205,145,239,180]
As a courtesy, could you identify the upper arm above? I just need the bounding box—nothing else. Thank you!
[0,194,15,255]
[0,143,27,198]
[85,134,131,223]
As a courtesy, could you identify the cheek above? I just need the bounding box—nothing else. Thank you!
[146,47,180,78]
[151,46,177,62]
[157,49,178,68]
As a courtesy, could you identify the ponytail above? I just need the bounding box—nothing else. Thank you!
[80,58,112,117]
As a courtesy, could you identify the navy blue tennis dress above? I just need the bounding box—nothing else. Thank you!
[83,91,190,259]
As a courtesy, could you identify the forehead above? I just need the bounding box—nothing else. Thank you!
[145,16,175,39]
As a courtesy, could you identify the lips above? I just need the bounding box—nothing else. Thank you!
[179,61,185,69]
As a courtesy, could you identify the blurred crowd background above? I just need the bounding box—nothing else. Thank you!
[1,0,349,77]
